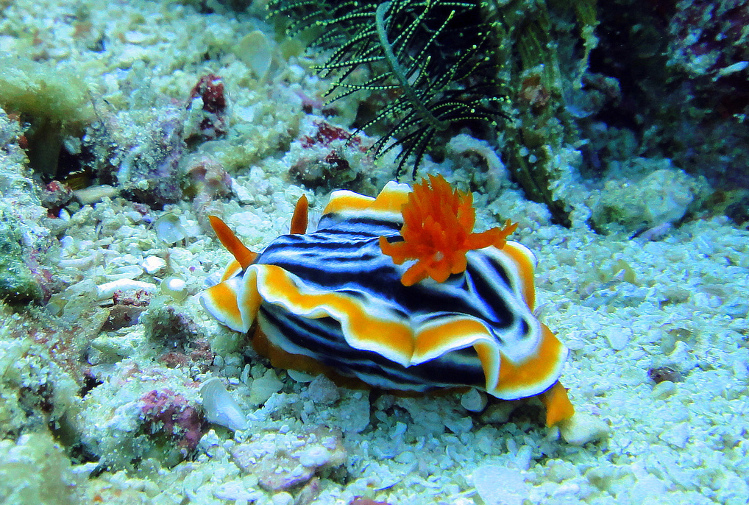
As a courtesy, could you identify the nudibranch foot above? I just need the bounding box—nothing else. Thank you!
[200,177,574,427]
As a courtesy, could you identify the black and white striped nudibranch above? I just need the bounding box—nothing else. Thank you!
[200,175,574,426]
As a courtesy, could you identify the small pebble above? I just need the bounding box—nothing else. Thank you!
[297,446,331,468]
[214,481,261,502]
[271,491,294,505]
[287,369,316,382]
[559,412,610,446]
[651,380,677,400]
[647,365,683,384]
[444,415,473,434]
[249,370,284,404]
[307,375,340,404]
[461,388,488,412]
[123,30,153,44]
[473,465,527,505]
[142,255,167,275]
[604,327,631,351]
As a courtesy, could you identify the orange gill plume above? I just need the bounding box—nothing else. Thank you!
[379,174,518,286]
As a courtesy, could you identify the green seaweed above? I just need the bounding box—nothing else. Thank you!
[482,0,598,226]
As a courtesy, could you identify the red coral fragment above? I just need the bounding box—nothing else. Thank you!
[300,121,361,148]
[190,74,226,114]
[187,74,228,140]
[40,180,74,216]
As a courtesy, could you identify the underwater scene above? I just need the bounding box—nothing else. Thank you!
[0,0,747,503]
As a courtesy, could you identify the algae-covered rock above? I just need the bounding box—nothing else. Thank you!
[83,104,185,208]
[78,363,205,471]
[0,308,85,441]
[589,162,707,234]
[0,56,93,177]
[0,216,42,303]
[0,57,92,126]
[0,432,82,505]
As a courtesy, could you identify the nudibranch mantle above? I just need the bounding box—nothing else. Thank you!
[201,176,573,426]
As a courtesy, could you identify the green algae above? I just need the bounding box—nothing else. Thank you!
[0,213,42,304]
[0,56,93,178]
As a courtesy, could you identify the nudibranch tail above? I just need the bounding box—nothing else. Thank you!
[541,381,575,427]
[379,174,519,286]
[208,215,257,270]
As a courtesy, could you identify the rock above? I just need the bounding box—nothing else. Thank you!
[560,412,610,445]
[0,221,43,303]
[306,374,340,405]
[472,465,528,505]
[337,392,371,433]
[461,388,488,412]
[230,428,346,492]
[249,370,284,405]
[588,163,705,233]
[651,381,677,400]
[213,480,262,502]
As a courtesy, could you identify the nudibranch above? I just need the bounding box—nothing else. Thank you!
[201,175,574,426]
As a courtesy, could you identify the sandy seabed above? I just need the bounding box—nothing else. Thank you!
[0,1,748,504]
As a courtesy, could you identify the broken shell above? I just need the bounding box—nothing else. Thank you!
[153,213,187,244]
[96,279,157,300]
[235,30,273,79]
[200,377,248,431]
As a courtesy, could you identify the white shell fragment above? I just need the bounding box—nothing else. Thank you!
[200,377,249,431]
[73,184,118,205]
[142,255,167,275]
[461,388,488,412]
[153,213,187,244]
[96,279,157,300]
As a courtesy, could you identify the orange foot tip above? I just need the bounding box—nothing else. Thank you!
[540,381,575,427]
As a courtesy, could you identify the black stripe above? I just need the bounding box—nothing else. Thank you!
[259,303,487,390]
[317,215,402,235]
[259,237,530,329]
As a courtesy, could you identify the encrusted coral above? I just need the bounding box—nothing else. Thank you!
[85,104,185,208]
[142,304,213,372]
[185,74,229,142]
[0,213,44,303]
[78,364,205,471]
[139,388,205,462]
